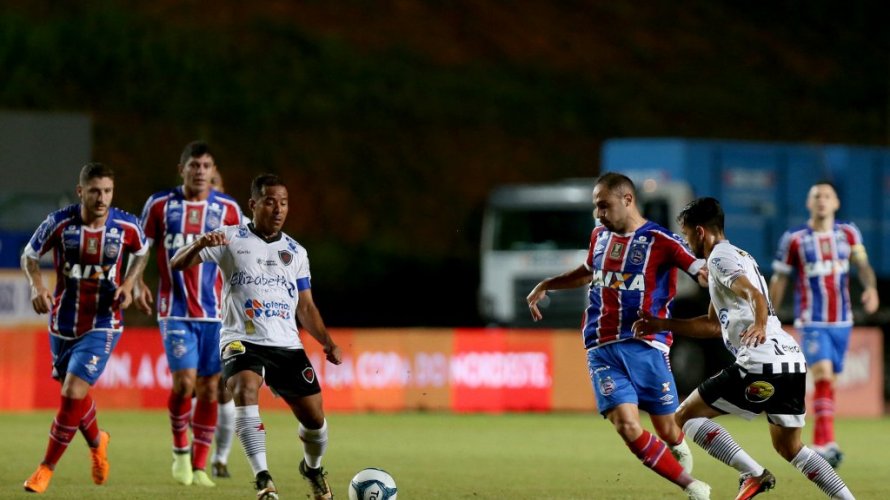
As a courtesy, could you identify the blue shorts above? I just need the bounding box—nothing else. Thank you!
[160,320,222,376]
[800,325,852,373]
[50,330,121,386]
[587,340,680,416]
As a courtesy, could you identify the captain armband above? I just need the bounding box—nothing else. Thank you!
[850,244,868,262]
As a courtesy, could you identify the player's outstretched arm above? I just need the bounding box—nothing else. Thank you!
[133,242,154,315]
[115,253,150,309]
[170,231,227,271]
[729,276,769,347]
[527,264,593,321]
[134,277,154,315]
[20,254,52,314]
[296,289,342,365]
[631,306,720,339]
[851,246,879,314]
[767,272,789,313]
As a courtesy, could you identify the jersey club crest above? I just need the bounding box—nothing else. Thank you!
[278,250,293,266]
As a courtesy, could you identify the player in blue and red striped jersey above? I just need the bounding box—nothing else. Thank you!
[21,163,149,493]
[135,141,243,487]
[527,173,711,500]
[769,180,879,468]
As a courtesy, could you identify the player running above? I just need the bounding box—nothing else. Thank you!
[527,173,711,500]
[171,173,341,500]
[633,197,855,500]
[769,181,879,467]
[136,141,243,486]
[21,163,148,493]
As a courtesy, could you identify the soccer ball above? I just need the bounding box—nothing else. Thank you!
[348,467,398,500]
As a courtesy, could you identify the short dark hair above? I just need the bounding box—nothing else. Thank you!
[180,140,213,165]
[79,162,114,185]
[250,173,286,200]
[677,197,724,232]
[811,179,838,193]
[595,172,636,196]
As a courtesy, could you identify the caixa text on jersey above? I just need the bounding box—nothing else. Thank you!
[591,270,645,291]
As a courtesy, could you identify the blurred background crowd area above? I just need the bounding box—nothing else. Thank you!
[1,1,888,328]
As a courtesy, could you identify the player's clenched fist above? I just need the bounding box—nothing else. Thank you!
[198,231,228,248]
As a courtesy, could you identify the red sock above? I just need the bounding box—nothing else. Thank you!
[79,394,100,446]
[168,392,192,451]
[43,396,86,469]
[666,430,685,447]
[813,380,835,446]
[627,430,689,487]
[191,399,218,470]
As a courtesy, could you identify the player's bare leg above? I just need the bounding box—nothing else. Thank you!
[607,404,709,498]
[169,368,197,485]
[676,390,771,499]
[810,360,842,467]
[228,371,277,498]
[650,412,694,473]
[770,423,853,499]
[286,393,332,500]
[213,383,235,478]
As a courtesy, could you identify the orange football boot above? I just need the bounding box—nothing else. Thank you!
[90,430,110,485]
[23,464,54,493]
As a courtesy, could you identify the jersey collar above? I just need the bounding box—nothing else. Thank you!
[248,222,283,243]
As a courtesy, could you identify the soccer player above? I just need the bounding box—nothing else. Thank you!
[21,163,149,493]
[170,173,342,500]
[768,181,879,467]
[527,173,711,500]
[633,197,855,500]
[136,141,244,486]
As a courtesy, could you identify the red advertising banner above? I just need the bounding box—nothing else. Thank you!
[0,326,883,416]
[450,329,553,412]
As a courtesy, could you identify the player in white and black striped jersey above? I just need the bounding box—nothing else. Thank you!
[633,197,854,500]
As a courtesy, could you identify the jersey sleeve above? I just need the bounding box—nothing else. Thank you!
[223,200,244,226]
[140,195,162,246]
[23,214,59,259]
[771,230,796,275]
[125,218,149,257]
[842,222,868,262]
[584,228,600,270]
[295,247,312,291]
[844,222,863,245]
[709,247,746,289]
[663,230,704,276]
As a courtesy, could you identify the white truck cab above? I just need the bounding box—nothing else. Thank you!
[479,177,695,327]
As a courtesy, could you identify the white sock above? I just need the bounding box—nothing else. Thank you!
[669,439,694,473]
[791,446,853,499]
[213,400,236,464]
[235,405,267,475]
[298,419,328,469]
[683,417,763,476]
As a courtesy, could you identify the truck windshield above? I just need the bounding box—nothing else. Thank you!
[493,209,593,251]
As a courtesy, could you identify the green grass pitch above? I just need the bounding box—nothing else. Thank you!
[0,411,887,499]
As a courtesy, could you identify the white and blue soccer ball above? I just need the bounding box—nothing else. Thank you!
[348,467,398,500]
